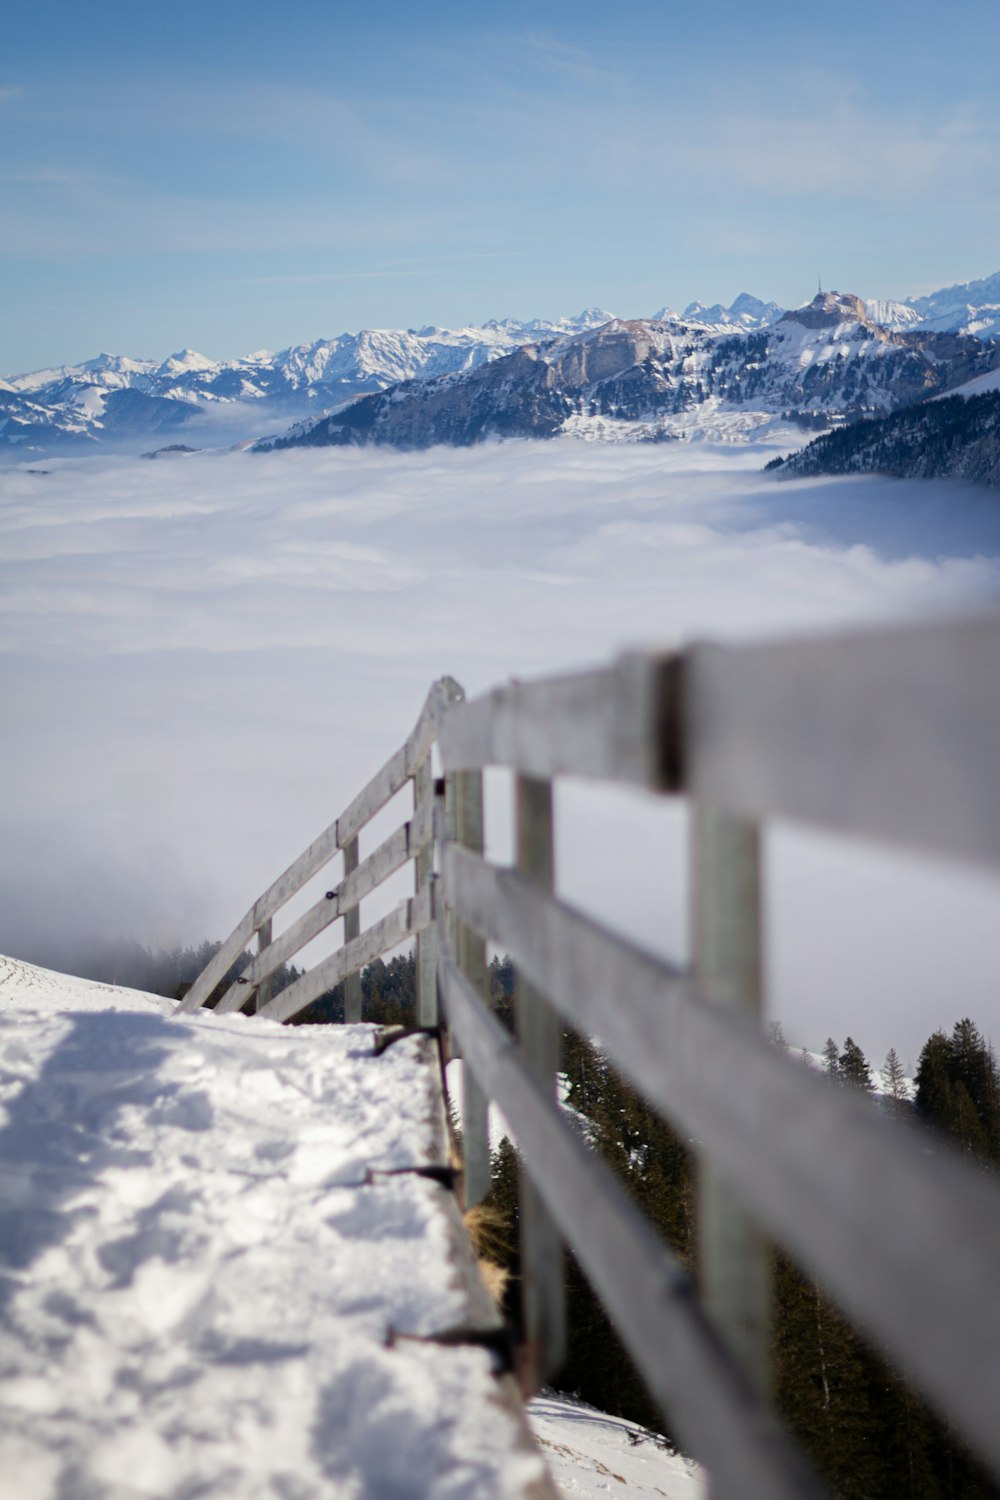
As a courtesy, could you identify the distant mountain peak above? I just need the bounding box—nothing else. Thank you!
[673,294,783,330]
[157,349,217,375]
[781,291,872,330]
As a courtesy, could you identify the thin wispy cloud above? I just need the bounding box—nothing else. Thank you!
[674,101,990,201]
[426,29,628,93]
[241,251,524,285]
[3,166,127,188]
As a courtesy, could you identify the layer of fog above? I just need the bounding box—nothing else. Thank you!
[1,438,998,1069]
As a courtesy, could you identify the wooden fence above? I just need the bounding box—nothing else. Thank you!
[176,612,1000,1500]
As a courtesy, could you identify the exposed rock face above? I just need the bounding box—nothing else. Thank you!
[262,299,999,452]
[780,291,873,330]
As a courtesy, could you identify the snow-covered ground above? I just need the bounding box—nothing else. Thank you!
[528,1393,704,1499]
[0,956,549,1499]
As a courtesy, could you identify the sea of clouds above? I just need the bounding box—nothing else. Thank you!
[1,437,998,1068]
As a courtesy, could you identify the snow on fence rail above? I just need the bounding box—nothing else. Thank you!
[177,612,1000,1500]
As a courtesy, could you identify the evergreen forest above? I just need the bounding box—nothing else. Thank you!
[766,388,1000,486]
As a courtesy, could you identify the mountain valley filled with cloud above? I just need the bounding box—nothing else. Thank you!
[2,436,998,1069]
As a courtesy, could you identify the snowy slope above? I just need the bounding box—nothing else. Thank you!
[528,1394,704,1500]
[0,956,550,1500]
[864,298,924,331]
[867,272,1000,339]
[939,365,1000,399]
[0,955,174,1016]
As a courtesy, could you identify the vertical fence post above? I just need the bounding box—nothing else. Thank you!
[447,766,491,1209]
[515,774,567,1388]
[254,918,273,1016]
[692,801,770,1399]
[415,755,438,1027]
[342,836,362,1023]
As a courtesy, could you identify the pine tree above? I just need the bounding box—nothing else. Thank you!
[822,1037,841,1080]
[915,1031,953,1130]
[915,1020,1000,1166]
[880,1047,910,1103]
[949,1019,999,1159]
[839,1037,874,1092]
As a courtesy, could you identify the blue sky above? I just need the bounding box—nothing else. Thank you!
[3,0,999,370]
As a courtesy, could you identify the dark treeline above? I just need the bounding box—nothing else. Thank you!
[765,389,1000,487]
[30,935,304,1011]
[26,933,425,1019]
[22,935,248,999]
[485,1007,1000,1500]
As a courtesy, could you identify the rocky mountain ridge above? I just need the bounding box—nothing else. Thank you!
[260,292,999,453]
[0,312,615,455]
[4,273,1000,456]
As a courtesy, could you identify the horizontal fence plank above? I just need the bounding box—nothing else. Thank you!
[438,940,826,1500]
[257,884,433,1025]
[213,819,418,1014]
[438,614,1000,864]
[685,613,1000,867]
[438,655,679,788]
[174,817,345,1014]
[174,912,259,1015]
[176,681,452,1015]
[336,743,409,852]
[337,676,456,849]
[340,820,411,914]
[442,843,1000,1477]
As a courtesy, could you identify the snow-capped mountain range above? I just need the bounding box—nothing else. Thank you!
[0,312,615,456]
[262,291,998,452]
[862,269,1000,341]
[3,272,1000,456]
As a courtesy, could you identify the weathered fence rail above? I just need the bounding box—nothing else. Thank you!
[177,611,1000,1500]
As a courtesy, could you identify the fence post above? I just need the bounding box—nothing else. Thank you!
[342,836,362,1023]
[515,774,567,1388]
[254,918,273,1015]
[692,801,770,1398]
[414,755,437,1027]
[447,766,491,1209]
